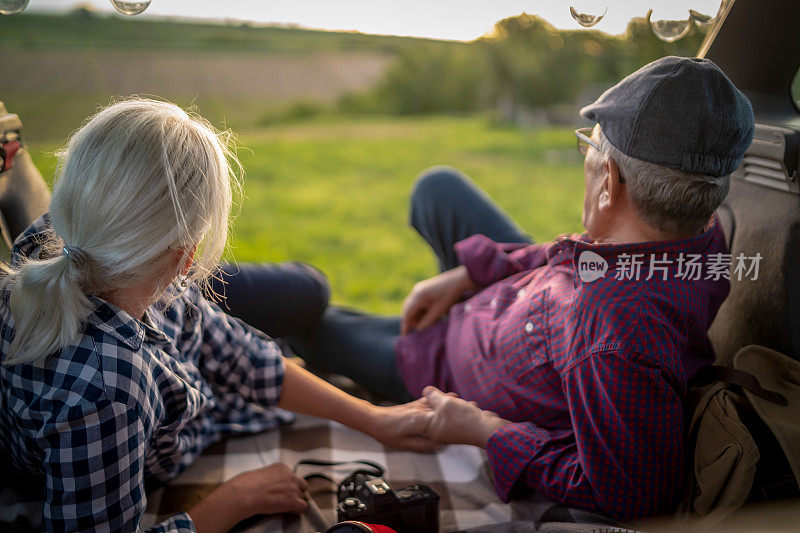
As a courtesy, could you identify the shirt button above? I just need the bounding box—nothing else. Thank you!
[465,303,472,312]
[525,322,534,333]
[490,298,497,308]
[517,289,526,299]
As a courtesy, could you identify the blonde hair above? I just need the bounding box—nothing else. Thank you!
[1,98,241,364]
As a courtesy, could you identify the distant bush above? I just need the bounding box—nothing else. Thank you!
[372,45,490,114]
[69,6,97,18]
[258,100,328,125]
[337,91,385,114]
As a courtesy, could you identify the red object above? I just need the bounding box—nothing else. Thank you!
[1,139,20,172]
[325,521,397,533]
[360,524,396,533]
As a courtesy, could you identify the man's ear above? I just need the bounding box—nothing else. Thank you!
[598,156,623,212]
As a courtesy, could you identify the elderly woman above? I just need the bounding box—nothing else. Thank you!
[0,98,435,533]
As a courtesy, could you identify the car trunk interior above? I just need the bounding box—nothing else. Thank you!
[704,0,800,365]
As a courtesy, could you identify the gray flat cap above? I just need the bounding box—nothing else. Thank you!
[580,56,755,177]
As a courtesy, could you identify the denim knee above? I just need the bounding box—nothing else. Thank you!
[289,261,330,328]
[410,166,470,224]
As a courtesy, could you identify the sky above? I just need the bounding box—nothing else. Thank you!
[28,0,725,41]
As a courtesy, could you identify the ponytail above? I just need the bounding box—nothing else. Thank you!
[1,247,93,364]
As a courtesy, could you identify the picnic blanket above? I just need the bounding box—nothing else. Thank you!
[5,409,800,532]
[0,412,623,533]
[140,413,620,533]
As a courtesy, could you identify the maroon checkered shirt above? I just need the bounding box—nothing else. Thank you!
[395,219,729,520]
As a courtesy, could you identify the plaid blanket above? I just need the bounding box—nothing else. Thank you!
[0,412,622,533]
[141,413,615,532]
[6,411,800,532]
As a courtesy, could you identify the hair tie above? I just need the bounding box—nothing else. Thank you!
[61,246,87,268]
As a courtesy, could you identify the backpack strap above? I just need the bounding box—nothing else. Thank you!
[692,365,787,406]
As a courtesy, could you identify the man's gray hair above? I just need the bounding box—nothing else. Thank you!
[597,130,729,237]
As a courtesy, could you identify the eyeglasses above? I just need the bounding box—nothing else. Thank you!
[574,127,598,156]
[574,127,625,183]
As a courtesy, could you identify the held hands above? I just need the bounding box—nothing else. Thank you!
[366,398,442,452]
[366,388,510,450]
[401,265,477,334]
[419,386,511,448]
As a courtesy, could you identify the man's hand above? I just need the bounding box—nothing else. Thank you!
[420,386,511,448]
[401,265,477,334]
[365,398,440,452]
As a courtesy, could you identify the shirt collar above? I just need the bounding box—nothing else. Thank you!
[86,295,146,352]
[547,215,722,269]
[11,212,53,266]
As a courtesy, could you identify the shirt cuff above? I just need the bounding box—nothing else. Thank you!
[454,234,515,287]
[485,422,548,502]
[148,511,197,533]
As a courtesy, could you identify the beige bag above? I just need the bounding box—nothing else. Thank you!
[678,345,800,528]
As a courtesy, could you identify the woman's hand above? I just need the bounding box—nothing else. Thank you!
[229,463,309,515]
[401,265,477,334]
[188,462,308,533]
[364,398,439,452]
[420,386,511,448]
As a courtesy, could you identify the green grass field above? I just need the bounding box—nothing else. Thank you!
[28,116,585,314]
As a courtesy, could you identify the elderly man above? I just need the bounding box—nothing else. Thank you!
[290,56,754,520]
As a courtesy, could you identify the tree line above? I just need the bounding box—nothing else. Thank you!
[340,13,707,118]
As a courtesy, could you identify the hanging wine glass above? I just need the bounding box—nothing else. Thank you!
[0,0,28,15]
[689,9,713,27]
[110,0,152,15]
[569,2,608,28]
[649,8,692,42]
[689,0,723,28]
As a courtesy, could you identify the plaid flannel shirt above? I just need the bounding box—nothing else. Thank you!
[0,214,291,532]
[396,219,729,520]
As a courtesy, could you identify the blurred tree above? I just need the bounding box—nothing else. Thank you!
[483,15,585,113]
[375,44,490,114]
[340,12,709,120]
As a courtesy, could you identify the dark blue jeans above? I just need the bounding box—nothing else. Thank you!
[210,261,330,339]
[288,167,532,402]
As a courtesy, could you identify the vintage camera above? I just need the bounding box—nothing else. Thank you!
[336,473,439,533]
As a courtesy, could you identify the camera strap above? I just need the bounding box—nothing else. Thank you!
[294,458,385,486]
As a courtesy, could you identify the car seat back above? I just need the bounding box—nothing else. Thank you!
[702,0,800,365]
[709,124,800,364]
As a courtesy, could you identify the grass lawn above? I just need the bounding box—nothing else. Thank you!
[27,115,585,314]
